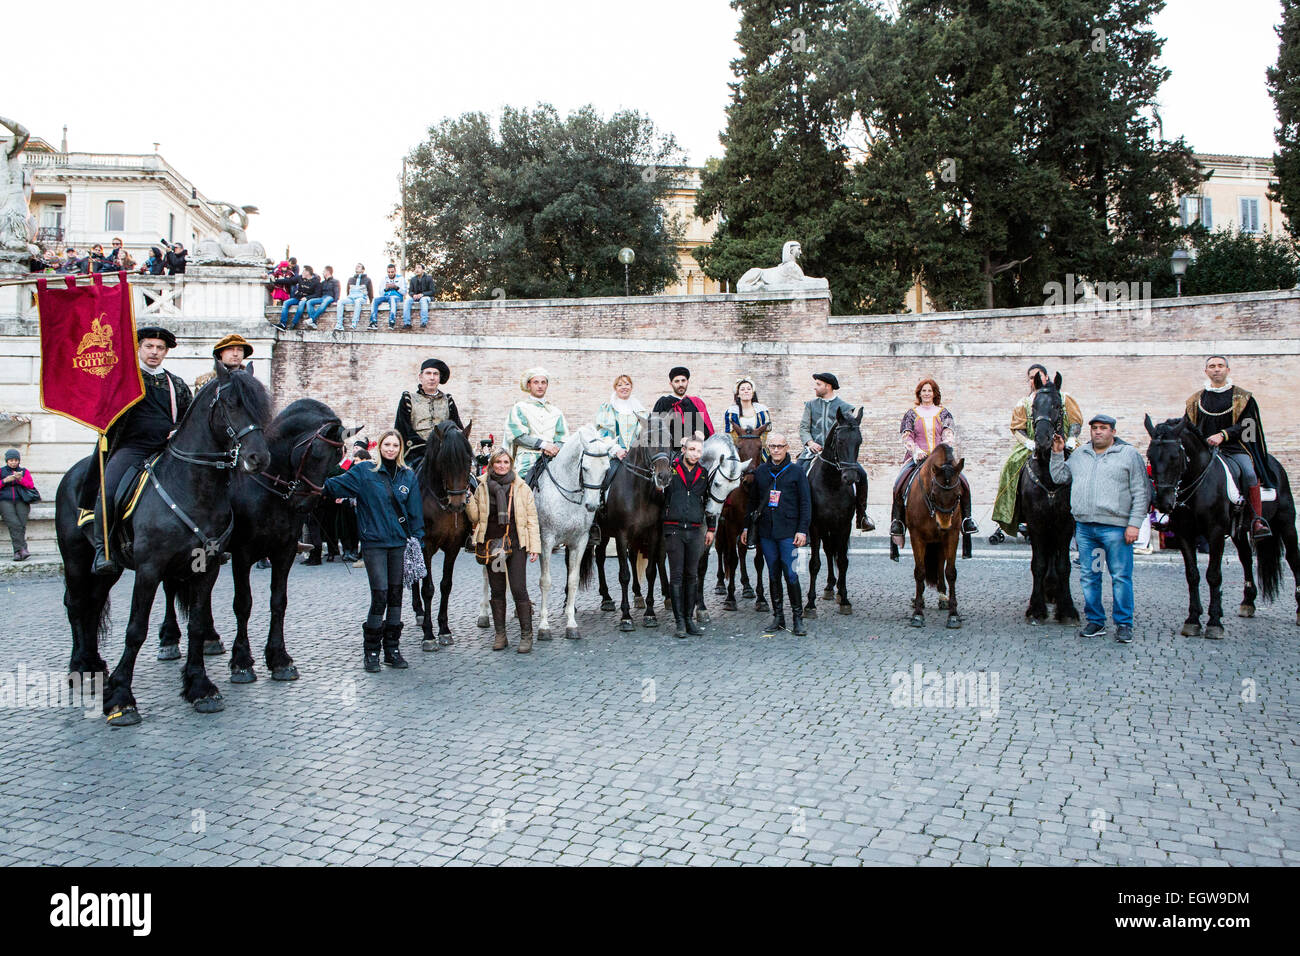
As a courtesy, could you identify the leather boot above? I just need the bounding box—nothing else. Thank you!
[362,623,383,672]
[960,485,979,536]
[1247,484,1272,539]
[516,599,533,654]
[684,588,704,636]
[490,596,508,650]
[790,601,807,636]
[382,622,408,668]
[889,494,905,538]
[670,585,687,638]
[90,502,117,576]
[766,577,787,631]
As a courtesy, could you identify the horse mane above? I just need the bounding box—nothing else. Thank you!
[272,398,340,444]
[173,368,272,440]
[421,420,472,496]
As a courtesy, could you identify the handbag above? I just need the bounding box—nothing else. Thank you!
[380,470,424,586]
[475,487,514,566]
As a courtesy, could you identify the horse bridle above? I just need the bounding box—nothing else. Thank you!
[251,421,345,502]
[923,466,962,520]
[813,420,860,473]
[1149,436,1212,509]
[543,443,614,504]
[706,449,743,505]
[619,448,671,485]
[167,381,263,470]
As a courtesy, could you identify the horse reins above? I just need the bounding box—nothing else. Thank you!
[167,381,264,471]
[1149,437,1213,509]
[543,443,613,504]
[251,421,345,502]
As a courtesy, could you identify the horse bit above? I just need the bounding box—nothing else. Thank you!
[252,421,345,502]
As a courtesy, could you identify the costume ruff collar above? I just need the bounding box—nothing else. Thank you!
[609,392,645,415]
[1204,378,1233,392]
[141,361,168,377]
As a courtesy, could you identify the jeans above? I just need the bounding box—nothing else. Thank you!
[304,295,335,322]
[0,499,29,554]
[371,291,403,326]
[280,297,307,328]
[361,545,405,628]
[758,535,800,601]
[1075,521,1134,627]
[403,295,431,327]
[337,292,368,328]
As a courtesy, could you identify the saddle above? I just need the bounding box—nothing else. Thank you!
[527,453,551,492]
[894,460,922,506]
[76,455,159,568]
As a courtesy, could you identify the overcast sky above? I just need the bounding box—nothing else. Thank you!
[7,0,1286,273]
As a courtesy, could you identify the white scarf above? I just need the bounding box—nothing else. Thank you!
[609,392,645,415]
[1204,378,1233,393]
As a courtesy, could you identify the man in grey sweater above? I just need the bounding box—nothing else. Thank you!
[1050,414,1150,643]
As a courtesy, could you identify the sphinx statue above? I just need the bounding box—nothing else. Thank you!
[194,202,267,266]
[736,240,829,293]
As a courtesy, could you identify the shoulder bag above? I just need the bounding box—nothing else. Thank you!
[475,487,514,566]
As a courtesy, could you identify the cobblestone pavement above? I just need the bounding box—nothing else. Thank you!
[1,547,1297,867]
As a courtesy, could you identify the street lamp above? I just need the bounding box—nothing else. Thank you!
[1170,248,1191,297]
[618,247,635,296]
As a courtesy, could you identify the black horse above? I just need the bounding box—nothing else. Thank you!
[56,365,272,726]
[1146,415,1300,637]
[413,418,474,649]
[804,405,865,618]
[1018,373,1080,626]
[590,414,673,631]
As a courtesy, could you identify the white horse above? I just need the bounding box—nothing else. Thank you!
[477,425,616,641]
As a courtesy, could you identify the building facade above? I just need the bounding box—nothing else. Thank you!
[1179,153,1284,236]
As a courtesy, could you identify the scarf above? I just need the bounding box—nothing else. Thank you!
[608,391,646,415]
[488,470,515,525]
[1204,378,1233,393]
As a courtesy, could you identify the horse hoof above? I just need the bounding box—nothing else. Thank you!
[157,645,181,661]
[937,596,949,609]
[909,615,925,628]
[438,634,454,646]
[822,588,835,600]
[203,639,225,657]
[271,665,299,682]
[1181,623,1203,637]
[229,668,257,684]
[601,599,617,612]
[537,629,552,642]
[741,586,754,599]
[105,706,141,727]
[946,614,962,630]
[804,607,817,619]
[695,610,711,625]
[643,615,658,628]
[1028,617,1043,627]
[713,584,727,596]
[193,695,225,714]
[565,627,581,640]
[723,599,738,612]
[838,604,852,616]
[754,600,769,613]
[1238,604,1255,618]
[1204,625,1224,640]
[422,639,439,652]
[477,615,490,629]
[619,620,635,632]
[634,596,645,610]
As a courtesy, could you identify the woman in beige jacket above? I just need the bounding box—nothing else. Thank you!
[468,447,542,653]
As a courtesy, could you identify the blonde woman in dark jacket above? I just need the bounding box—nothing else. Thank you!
[467,447,541,653]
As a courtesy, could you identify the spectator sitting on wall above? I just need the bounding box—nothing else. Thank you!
[140,246,166,276]
[268,260,296,309]
[281,265,320,330]
[304,265,338,331]
[163,241,187,275]
[337,263,373,331]
[403,263,435,329]
[368,264,406,330]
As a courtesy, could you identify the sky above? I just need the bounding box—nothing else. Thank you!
[6,0,1287,273]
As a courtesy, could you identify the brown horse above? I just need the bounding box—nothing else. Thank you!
[413,419,474,650]
[904,443,964,629]
[715,426,768,611]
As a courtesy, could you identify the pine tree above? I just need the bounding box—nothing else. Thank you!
[1268,0,1300,243]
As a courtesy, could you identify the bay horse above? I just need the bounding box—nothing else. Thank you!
[1146,415,1300,638]
[904,442,964,629]
[804,405,864,618]
[715,426,768,612]
[413,418,474,650]
[1018,373,1080,626]
[589,413,674,632]
[55,364,272,726]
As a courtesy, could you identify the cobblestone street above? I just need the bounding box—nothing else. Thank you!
[1,547,1297,866]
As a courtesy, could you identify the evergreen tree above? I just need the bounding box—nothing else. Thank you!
[1268,0,1300,243]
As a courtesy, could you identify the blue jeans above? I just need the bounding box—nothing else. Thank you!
[304,295,335,322]
[1075,521,1134,627]
[337,292,368,328]
[403,295,430,327]
[370,292,403,326]
[280,297,307,328]
[758,535,800,599]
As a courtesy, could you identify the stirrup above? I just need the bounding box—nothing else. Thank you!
[889,519,905,536]
[962,518,979,535]
[1251,519,1272,540]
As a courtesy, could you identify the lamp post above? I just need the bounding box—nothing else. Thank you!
[1170,248,1191,297]
[618,247,635,296]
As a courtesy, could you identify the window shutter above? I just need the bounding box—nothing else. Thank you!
[1200,197,1212,229]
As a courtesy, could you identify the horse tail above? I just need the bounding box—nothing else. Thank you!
[172,576,199,625]
[1257,532,1282,602]
[579,534,599,590]
[924,543,941,588]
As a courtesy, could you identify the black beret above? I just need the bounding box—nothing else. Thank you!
[137,326,177,349]
[669,366,690,380]
[421,358,450,383]
[813,371,839,390]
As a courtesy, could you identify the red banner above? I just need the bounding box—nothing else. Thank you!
[37,272,144,433]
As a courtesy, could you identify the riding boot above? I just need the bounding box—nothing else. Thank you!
[960,486,979,536]
[790,601,806,636]
[854,472,875,532]
[1247,484,1272,539]
[889,495,905,538]
[670,586,687,639]
[766,576,787,631]
[362,623,383,672]
[516,598,533,654]
[490,596,508,650]
[684,589,704,636]
[382,622,409,668]
[90,502,118,576]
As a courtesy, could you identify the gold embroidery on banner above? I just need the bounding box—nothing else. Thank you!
[73,314,118,379]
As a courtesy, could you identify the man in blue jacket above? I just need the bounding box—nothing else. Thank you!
[742,431,812,635]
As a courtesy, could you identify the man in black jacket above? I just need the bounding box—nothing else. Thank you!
[662,437,716,638]
[163,241,187,275]
[304,265,339,330]
[403,263,436,329]
[742,431,811,634]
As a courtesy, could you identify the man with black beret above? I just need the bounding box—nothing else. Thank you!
[394,357,463,471]
[652,366,714,449]
[799,371,874,531]
[87,325,193,573]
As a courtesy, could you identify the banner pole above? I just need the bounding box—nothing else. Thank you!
[97,433,109,562]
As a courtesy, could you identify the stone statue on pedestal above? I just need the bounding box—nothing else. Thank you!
[194,202,267,266]
[736,240,829,293]
[0,115,38,262]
